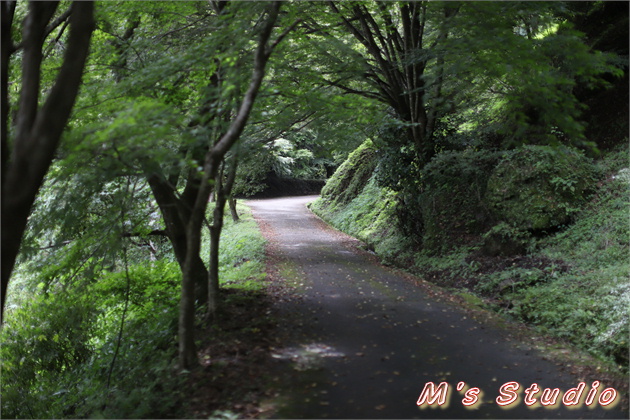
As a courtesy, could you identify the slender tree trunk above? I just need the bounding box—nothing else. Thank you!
[178,3,284,369]
[228,197,239,222]
[207,220,221,320]
[208,154,238,320]
[207,167,224,320]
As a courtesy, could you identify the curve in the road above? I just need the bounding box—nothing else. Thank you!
[248,196,627,419]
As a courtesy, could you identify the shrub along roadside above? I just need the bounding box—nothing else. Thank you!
[311,144,629,372]
[486,145,599,231]
[0,203,269,419]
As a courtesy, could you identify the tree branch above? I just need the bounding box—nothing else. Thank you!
[325,77,387,101]
[327,1,371,49]
[211,2,281,158]
[43,17,70,59]
[44,7,72,40]
[253,111,317,145]
[121,229,168,238]
[13,2,58,145]
[10,4,71,54]
[266,18,303,56]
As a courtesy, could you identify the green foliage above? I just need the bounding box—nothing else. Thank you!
[443,2,624,148]
[359,2,625,250]
[506,272,628,368]
[412,246,479,289]
[474,148,629,368]
[214,204,267,290]
[318,139,378,207]
[16,170,168,300]
[536,147,629,271]
[3,1,628,414]
[311,139,414,263]
[373,122,422,193]
[372,123,426,244]
[312,175,411,264]
[419,149,502,253]
[480,222,533,257]
[249,135,329,183]
[1,261,183,419]
[441,148,627,369]
[486,145,599,231]
[2,204,268,418]
[475,265,549,296]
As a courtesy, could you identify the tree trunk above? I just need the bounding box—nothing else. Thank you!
[178,3,283,369]
[1,1,16,185]
[228,197,239,222]
[1,2,95,321]
[207,222,221,320]
[146,174,209,307]
[208,153,239,320]
[207,168,225,320]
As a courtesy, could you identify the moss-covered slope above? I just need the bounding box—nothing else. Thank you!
[310,140,412,262]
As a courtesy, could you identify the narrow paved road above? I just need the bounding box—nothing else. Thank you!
[247,196,627,419]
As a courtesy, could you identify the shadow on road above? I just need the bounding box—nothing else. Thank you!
[248,196,628,419]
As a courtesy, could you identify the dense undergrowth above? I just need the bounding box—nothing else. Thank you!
[311,141,629,372]
[1,204,267,419]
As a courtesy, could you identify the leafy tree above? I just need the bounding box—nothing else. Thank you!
[320,1,459,165]
[319,2,622,156]
[1,1,95,321]
[93,1,297,368]
[315,1,623,243]
[5,0,299,370]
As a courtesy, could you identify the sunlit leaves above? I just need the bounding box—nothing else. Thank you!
[438,1,621,146]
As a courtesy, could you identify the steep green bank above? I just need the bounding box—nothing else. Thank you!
[310,140,629,371]
[310,140,413,263]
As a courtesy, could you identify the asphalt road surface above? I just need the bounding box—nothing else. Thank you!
[247,196,627,419]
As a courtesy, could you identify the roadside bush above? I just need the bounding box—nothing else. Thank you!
[495,149,629,369]
[508,271,628,368]
[486,145,599,231]
[1,292,99,418]
[1,205,267,418]
[419,149,501,253]
[0,261,183,419]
